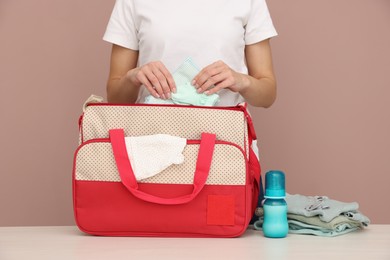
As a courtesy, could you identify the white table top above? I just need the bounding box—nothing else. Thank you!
[0,225,389,260]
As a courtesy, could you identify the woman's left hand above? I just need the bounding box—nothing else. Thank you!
[191,60,247,95]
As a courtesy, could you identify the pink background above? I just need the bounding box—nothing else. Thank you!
[0,0,389,226]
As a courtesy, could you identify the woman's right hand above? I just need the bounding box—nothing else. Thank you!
[127,61,176,99]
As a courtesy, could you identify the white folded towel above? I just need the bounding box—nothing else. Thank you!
[124,134,187,180]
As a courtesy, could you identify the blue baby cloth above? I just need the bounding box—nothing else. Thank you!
[285,194,370,224]
[145,58,220,106]
[287,219,361,237]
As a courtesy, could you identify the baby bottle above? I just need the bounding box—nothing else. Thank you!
[262,170,289,238]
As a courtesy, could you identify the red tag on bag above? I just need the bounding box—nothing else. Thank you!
[207,195,235,226]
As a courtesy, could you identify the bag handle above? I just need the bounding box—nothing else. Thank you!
[109,129,216,205]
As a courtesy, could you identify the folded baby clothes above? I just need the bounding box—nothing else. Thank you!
[253,194,370,237]
[287,213,364,237]
[287,219,361,237]
[125,134,187,180]
[342,211,370,226]
[144,57,220,106]
[285,193,362,222]
[287,213,364,229]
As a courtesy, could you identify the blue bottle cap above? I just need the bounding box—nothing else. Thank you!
[264,170,286,198]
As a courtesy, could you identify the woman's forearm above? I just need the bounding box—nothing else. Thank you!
[107,69,141,104]
[106,45,141,104]
[240,39,277,108]
[239,73,276,108]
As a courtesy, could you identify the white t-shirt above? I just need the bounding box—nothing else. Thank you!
[103,0,277,106]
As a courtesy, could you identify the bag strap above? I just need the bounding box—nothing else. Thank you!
[237,104,257,141]
[109,129,216,205]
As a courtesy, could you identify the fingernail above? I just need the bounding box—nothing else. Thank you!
[172,88,177,93]
[197,88,202,93]
[191,80,196,86]
[204,91,210,95]
[166,92,171,99]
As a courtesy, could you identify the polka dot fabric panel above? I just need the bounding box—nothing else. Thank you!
[80,105,249,155]
[75,141,246,185]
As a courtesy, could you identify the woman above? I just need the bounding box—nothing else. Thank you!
[103,0,278,221]
[103,0,277,108]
